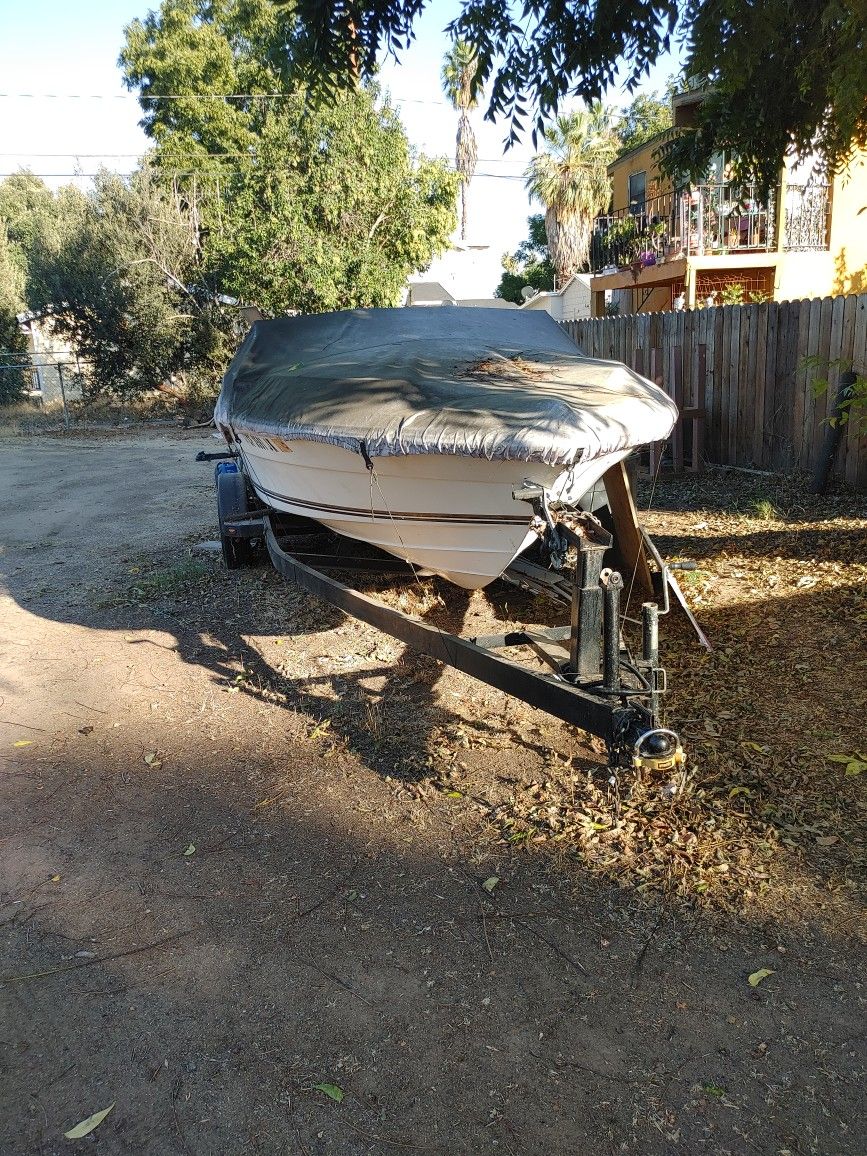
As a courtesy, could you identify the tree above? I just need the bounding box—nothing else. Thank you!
[616,92,673,158]
[281,1,867,187]
[4,170,230,398]
[441,39,479,241]
[495,214,555,304]
[209,89,459,313]
[0,174,88,404]
[0,224,28,404]
[0,173,88,312]
[121,0,458,314]
[525,104,617,287]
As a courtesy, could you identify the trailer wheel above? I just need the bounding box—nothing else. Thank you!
[216,463,253,569]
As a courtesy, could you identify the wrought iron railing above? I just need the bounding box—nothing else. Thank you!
[783,183,831,251]
[590,192,677,272]
[590,181,831,274]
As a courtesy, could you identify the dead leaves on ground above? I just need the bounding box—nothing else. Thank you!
[63,1103,115,1139]
[417,473,865,914]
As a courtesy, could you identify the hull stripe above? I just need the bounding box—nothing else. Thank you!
[256,485,531,527]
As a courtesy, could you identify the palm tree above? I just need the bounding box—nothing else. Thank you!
[525,104,618,286]
[441,39,479,241]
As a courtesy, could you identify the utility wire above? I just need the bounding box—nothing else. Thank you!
[0,91,451,106]
[0,168,528,180]
[0,151,526,164]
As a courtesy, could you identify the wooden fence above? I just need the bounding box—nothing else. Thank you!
[563,293,867,490]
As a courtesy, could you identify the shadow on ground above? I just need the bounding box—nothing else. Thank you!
[1,432,864,1155]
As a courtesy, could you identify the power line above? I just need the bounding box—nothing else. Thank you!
[0,151,526,164]
[0,165,527,180]
[0,91,450,106]
[0,171,529,180]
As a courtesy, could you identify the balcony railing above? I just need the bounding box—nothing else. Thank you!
[590,181,830,274]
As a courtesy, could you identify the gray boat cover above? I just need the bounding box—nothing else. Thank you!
[215,307,677,468]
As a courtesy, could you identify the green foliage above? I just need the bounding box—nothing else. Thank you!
[719,283,745,305]
[495,215,555,303]
[803,355,867,430]
[525,103,617,284]
[616,92,673,158]
[120,0,282,152]
[661,1,866,189]
[0,173,88,313]
[0,224,29,404]
[121,0,457,315]
[1,170,231,398]
[286,1,867,185]
[209,89,458,313]
[717,283,770,306]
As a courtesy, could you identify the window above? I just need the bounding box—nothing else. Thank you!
[628,171,646,215]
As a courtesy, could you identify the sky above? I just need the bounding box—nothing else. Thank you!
[0,0,680,297]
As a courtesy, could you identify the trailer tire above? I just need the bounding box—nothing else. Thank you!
[216,464,253,570]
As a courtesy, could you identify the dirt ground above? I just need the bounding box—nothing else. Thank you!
[1,428,864,1156]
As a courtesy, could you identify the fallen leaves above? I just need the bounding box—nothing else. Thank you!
[827,753,867,776]
[748,968,775,988]
[314,1082,344,1103]
[143,751,162,769]
[63,1103,115,1139]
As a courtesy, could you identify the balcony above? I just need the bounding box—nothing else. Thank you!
[590,182,830,275]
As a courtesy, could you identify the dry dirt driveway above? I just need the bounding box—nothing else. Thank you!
[0,430,863,1155]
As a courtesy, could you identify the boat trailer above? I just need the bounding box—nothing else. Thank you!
[202,455,686,776]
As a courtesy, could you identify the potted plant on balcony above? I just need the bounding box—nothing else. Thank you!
[606,216,640,270]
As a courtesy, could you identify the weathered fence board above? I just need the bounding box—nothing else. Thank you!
[563,292,867,489]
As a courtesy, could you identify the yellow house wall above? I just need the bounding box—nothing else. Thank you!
[774,251,834,301]
[608,134,673,211]
[829,152,867,294]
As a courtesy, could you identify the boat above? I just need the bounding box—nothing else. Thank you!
[214,307,677,589]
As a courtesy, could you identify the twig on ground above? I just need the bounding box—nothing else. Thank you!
[327,1115,438,1151]
[633,912,665,976]
[292,956,376,1007]
[481,909,494,963]
[516,921,589,976]
[172,1075,193,1156]
[1,930,189,983]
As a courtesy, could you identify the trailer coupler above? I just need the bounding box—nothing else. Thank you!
[631,727,686,773]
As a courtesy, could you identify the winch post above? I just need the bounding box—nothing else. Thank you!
[570,540,607,679]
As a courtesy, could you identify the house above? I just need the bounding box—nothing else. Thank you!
[16,309,83,405]
[404,281,457,306]
[518,274,592,321]
[588,89,867,315]
[403,282,518,309]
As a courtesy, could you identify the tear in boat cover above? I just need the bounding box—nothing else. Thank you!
[215,307,678,468]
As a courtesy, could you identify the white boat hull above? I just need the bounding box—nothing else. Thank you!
[234,432,628,589]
